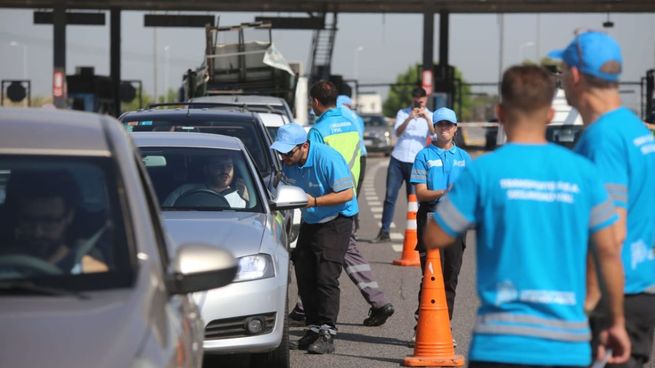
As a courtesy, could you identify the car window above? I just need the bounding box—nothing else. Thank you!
[266,126,280,140]
[362,115,386,127]
[0,156,133,290]
[139,147,263,213]
[124,119,271,177]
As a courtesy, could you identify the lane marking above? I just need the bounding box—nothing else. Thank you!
[373,213,382,219]
[390,232,403,240]
[367,200,382,206]
[370,206,383,213]
[391,244,403,252]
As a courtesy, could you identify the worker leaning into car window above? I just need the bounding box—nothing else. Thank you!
[408,107,471,347]
[271,123,357,355]
[299,81,395,328]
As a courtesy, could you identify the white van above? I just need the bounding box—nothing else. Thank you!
[495,89,584,148]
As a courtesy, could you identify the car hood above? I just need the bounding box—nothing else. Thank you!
[162,211,267,258]
[0,289,145,368]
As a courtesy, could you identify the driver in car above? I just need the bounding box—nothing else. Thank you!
[163,154,247,209]
[1,171,108,275]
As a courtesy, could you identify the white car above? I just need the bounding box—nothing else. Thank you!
[133,132,307,368]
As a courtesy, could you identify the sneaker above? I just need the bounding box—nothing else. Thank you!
[307,330,335,354]
[288,308,305,327]
[290,329,319,350]
[363,303,395,326]
[372,229,391,243]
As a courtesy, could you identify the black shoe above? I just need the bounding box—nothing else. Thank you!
[307,331,335,354]
[372,230,391,243]
[290,329,319,350]
[363,303,395,326]
[288,308,306,327]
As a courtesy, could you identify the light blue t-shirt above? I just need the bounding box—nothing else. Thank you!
[283,142,358,224]
[433,143,617,366]
[410,144,472,205]
[575,107,655,294]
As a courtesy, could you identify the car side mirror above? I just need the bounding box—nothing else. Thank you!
[269,184,308,211]
[167,243,237,295]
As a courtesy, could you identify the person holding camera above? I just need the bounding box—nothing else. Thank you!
[373,87,433,242]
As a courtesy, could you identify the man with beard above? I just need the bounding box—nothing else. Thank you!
[2,171,107,275]
[164,153,246,208]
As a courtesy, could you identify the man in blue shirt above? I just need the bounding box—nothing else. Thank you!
[271,123,357,355]
[374,87,433,242]
[424,65,630,367]
[410,107,472,347]
[307,82,394,326]
[550,30,655,367]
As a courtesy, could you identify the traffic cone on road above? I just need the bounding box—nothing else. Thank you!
[392,194,420,267]
[403,248,464,367]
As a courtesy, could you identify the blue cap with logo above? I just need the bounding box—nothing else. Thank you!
[432,107,458,125]
[548,31,622,82]
[337,95,353,107]
[270,123,307,154]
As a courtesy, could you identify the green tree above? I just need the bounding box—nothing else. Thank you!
[382,63,474,120]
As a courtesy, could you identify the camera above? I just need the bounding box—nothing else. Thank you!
[413,101,422,109]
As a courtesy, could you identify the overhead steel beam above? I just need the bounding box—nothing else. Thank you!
[143,14,214,27]
[254,16,325,29]
[4,1,655,13]
[34,10,106,25]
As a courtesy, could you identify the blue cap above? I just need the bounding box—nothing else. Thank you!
[432,107,458,125]
[548,31,622,82]
[270,123,307,153]
[336,95,353,107]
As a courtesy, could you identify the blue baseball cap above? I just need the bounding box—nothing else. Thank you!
[270,123,307,153]
[432,107,458,125]
[548,31,622,82]
[337,95,353,107]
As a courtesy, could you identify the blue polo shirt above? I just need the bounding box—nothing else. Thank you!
[410,144,472,205]
[433,143,617,366]
[574,107,655,294]
[282,142,358,224]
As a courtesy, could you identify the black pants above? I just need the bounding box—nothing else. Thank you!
[293,216,353,329]
[590,293,655,368]
[469,362,584,368]
[415,203,465,320]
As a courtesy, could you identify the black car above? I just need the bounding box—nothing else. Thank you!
[119,105,298,243]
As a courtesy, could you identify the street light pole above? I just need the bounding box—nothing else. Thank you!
[519,41,535,63]
[164,45,170,102]
[353,45,364,81]
[9,41,27,80]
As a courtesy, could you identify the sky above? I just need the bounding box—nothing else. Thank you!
[0,9,653,111]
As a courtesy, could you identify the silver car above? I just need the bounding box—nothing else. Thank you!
[133,132,307,368]
[0,108,237,368]
[361,113,394,156]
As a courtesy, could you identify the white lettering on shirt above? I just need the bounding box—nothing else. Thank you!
[630,239,655,270]
[427,159,443,167]
[494,281,576,306]
[633,134,655,156]
[453,160,466,167]
[500,179,579,204]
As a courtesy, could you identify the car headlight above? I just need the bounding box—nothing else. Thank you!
[233,254,275,282]
[384,131,390,137]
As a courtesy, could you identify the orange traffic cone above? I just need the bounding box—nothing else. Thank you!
[393,194,421,267]
[404,248,464,367]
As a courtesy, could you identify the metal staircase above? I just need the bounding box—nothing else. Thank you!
[308,12,338,82]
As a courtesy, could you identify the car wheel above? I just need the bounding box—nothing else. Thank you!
[250,299,289,368]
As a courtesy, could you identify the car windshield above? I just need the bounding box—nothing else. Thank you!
[124,119,271,177]
[139,147,263,213]
[0,156,133,291]
[362,115,386,127]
